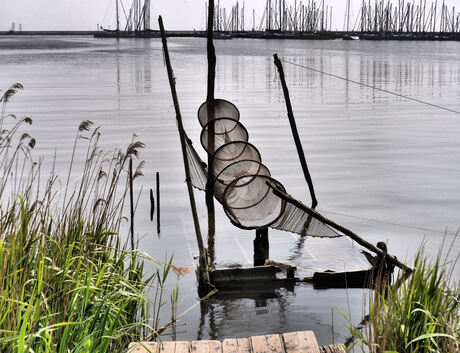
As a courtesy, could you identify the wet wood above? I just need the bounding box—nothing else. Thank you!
[211,265,282,283]
[205,0,216,236]
[306,269,373,289]
[273,54,318,209]
[253,228,269,266]
[130,331,327,353]
[156,171,160,234]
[158,16,209,277]
[149,188,154,221]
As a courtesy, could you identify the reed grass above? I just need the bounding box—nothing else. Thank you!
[0,84,174,352]
[344,239,459,353]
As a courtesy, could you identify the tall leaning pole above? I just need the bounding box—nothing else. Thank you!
[158,16,210,287]
[206,0,217,242]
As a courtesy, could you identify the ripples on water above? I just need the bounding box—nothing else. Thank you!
[1,35,459,346]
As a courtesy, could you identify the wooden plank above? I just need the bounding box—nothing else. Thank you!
[250,334,284,353]
[222,338,251,353]
[319,345,346,353]
[128,342,159,353]
[159,342,176,353]
[190,340,222,353]
[175,341,191,353]
[236,338,251,353]
[282,331,320,353]
[222,339,238,353]
[298,331,320,353]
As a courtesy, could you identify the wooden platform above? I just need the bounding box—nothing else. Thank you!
[128,331,345,353]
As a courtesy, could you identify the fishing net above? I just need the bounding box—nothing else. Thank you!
[198,99,240,127]
[185,98,341,238]
[200,118,248,154]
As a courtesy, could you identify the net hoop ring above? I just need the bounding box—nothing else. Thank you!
[200,117,249,153]
[197,99,240,128]
[222,175,287,230]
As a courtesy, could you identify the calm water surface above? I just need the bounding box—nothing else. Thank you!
[1,35,459,347]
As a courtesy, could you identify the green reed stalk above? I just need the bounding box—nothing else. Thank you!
[344,240,459,353]
[0,84,175,353]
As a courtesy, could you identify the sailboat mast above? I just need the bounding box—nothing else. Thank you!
[116,0,120,32]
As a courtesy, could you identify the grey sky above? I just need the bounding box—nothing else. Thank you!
[1,0,458,31]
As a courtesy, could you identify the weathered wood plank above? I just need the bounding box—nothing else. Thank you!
[175,341,191,353]
[250,334,283,353]
[191,340,222,353]
[282,331,320,353]
[222,338,251,353]
[319,345,346,353]
[236,338,251,353]
[130,330,326,353]
[159,342,176,353]
[222,339,238,353]
[128,342,159,353]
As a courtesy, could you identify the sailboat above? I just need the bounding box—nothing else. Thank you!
[95,0,159,38]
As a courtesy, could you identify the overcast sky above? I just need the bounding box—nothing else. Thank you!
[1,0,458,31]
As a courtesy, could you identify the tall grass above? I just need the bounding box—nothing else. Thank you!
[0,84,174,352]
[346,241,459,353]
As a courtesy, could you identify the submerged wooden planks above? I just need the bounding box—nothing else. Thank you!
[128,331,345,353]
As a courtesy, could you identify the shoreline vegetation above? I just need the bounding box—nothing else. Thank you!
[0,84,177,352]
[345,240,459,353]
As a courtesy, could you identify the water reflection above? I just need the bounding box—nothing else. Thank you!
[1,37,459,346]
[197,285,293,341]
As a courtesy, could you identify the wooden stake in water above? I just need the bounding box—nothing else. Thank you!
[273,54,318,208]
[129,158,135,250]
[156,171,160,234]
[158,16,209,276]
[206,0,216,238]
[150,188,154,222]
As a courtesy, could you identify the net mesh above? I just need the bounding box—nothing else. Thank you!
[185,98,341,238]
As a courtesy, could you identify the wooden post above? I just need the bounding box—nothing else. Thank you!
[267,182,412,273]
[129,158,135,250]
[273,54,318,209]
[254,228,269,266]
[158,16,209,275]
[149,188,154,221]
[206,0,217,252]
[156,171,160,234]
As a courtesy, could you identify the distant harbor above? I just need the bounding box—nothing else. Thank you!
[2,30,460,41]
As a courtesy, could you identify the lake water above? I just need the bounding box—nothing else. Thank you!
[1,35,459,348]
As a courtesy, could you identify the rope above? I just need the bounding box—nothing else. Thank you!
[279,58,459,235]
[281,59,460,116]
[318,209,458,237]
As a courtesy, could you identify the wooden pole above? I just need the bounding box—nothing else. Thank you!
[158,16,208,272]
[206,0,216,238]
[267,182,412,273]
[129,158,135,250]
[273,54,318,208]
[254,228,269,266]
[149,188,154,222]
[156,171,160,234]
